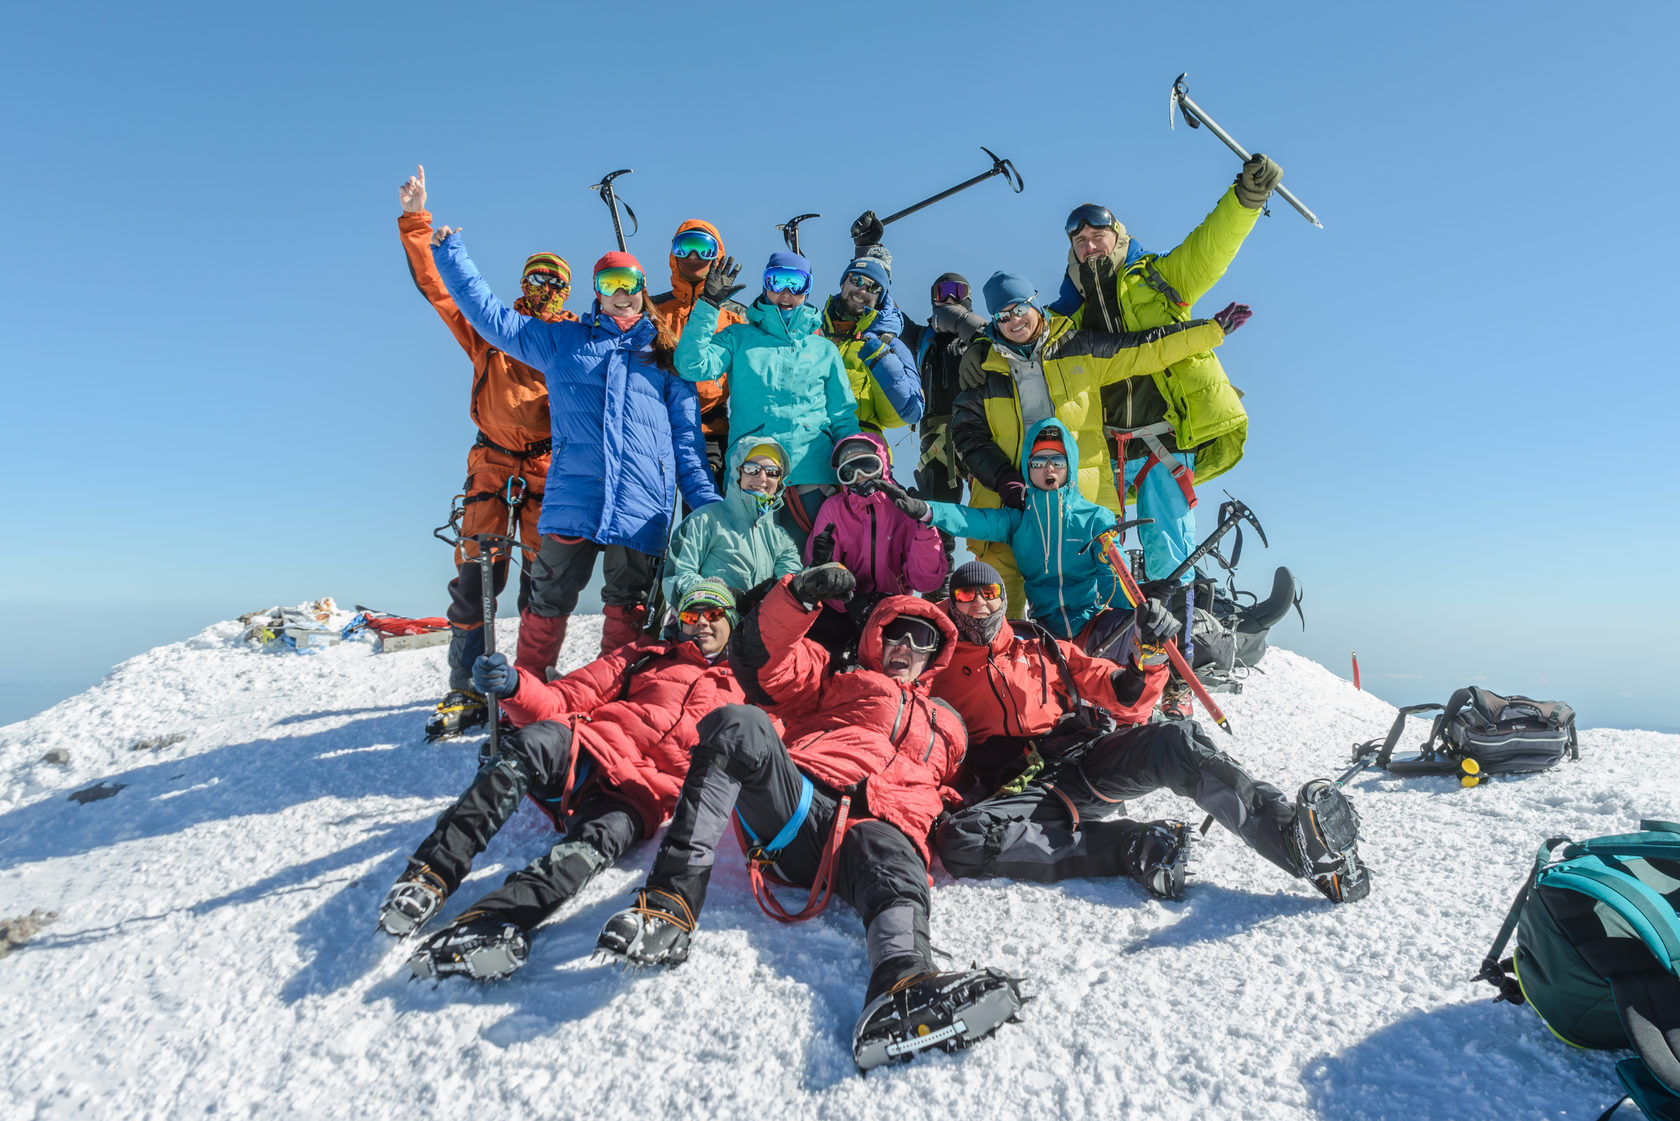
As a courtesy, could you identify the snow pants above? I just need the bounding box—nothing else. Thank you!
[936,719,1300,883]
[1121,450,1197,585]
[407,721,641,932]
[521,534,659,670]
[646,705,934,994]
[444,444,545,691]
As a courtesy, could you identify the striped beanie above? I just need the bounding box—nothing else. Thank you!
[678,578,738,625]
[522,252,571,286]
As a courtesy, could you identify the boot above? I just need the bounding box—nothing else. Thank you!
[1119,820,1192,901]
[599,604,648,655]
[1158,675,1194,721]
[595,888,694,968]
[410,911,530,981]
[516,610,569,678]
[852,965,1024,1071]
[424,690,488,742]
[378,864,449,936]
[1287,780,1370,903]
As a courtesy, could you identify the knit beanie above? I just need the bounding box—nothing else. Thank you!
[840,256,891,294]
[766,250,811,274]
[945,560,1008,646]
[830,434,880,469]
[522,252,572,286]
[678,578,738,626]
[950,560,1004,590]
[982,271,1038,317]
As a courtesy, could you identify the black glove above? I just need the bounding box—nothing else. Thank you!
[930,302,988,344]
[1211,302,1252,334]
[1110,664,1149,707]
[997,468,1028,510]
[808,524,836,566]
[701,255,745,307]
[873,478,929,521]
[844,777,873,819]
[850,210,885,249]
[1135,598,1183,645]
[789,563,855,610]
[1234,153,1283,210]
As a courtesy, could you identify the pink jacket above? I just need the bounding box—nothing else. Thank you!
[805,431,948,599]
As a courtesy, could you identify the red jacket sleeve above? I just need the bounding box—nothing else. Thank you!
[499,647,639,727]
[1061,640,1167,726]
[398,210,491,364]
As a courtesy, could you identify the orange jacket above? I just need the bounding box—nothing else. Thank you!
[649,218,744,437]
[399,210,573,454]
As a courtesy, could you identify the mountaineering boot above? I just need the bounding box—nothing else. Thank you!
[1158,676,1193,721]
[1288,779,1370,903]
[599,604,648,655]
[425,689,488,742]
[409,912,530,981]
[378,865,449,936]
[595,888,694,968]
[852,966,1025,1071]
[1120,819,1192,901]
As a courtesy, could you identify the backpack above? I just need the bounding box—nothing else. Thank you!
[1477,821,1680,1121]
[1360,687,1578,782]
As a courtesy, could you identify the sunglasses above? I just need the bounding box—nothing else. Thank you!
[836,455,884,484]
[881,617,942,653]
[763,266,811,295]
[594,267,646,296]
[671,229,720,260]
[951,583,1004,603]
[932,279,970,304]
[844,273,883,296]
[1065,203,1119,238]
[1028,454,1069,471]
[679,607,729,625]
[522,272,568,290]
[994,303,1035,324]
[739,462,783,479]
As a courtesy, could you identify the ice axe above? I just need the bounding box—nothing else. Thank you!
[588,168,638,251]
[433,495,522,757]
[1163,493,1268,585]
[876,146,1024,227]
[1169,73,1322,229]
[776,213,821,255]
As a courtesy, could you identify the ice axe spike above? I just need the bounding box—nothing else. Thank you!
[1169,73,1322,229]
[877,146,1024,227]
[775,213,821,255]
[588,168,638,251]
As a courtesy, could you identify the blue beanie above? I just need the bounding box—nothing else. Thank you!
[982,271,1038,317]
[765,250,810,273]
[840,256,891,294]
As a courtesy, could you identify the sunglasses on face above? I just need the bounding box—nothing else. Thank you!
[670,229,720,260]
[952,583,1004,603]
[593,267,646,296]
[523,273,567,290]
[994,304,1035,324]
[763,266,811,295]
[932,280,970,304]
[881,617,942,653]
[845,273,883,297]
[1028,454,1069,471]
[836,455,884,484]
[679,607,728,625]
[1065,203,1119,238]
[739,462,783,479]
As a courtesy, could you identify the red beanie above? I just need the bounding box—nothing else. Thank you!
[593,250,642,275]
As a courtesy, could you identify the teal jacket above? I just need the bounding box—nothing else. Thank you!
[675,297,861,485]
[925,417,1123,639]
[662,435,804,607]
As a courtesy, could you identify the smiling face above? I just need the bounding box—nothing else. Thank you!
[838,274,880,317]
[765,287,806,309]
[881,638,934,684]
[679,610,732,656]
[952,586,1004,620]
[1071,223,1119,264]
[996,304,1041,345]
[737,454,783,496]
[601,287,644,317]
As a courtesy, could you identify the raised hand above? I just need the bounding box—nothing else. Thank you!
[429,225,462,248]
[702,255,745,307]
[1234,153,1283,210]
[790,563,856,610]
[1212,302,1252,334]
[400,164,427,214]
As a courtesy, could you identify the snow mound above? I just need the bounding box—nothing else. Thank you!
[1,616,1675,1119]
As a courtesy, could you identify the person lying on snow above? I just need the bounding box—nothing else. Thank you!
[927,561,1370,904]
[376,581,745,981]
[593,565,1023,1071]
[660,435,803,614]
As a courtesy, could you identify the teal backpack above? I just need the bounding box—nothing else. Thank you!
[1478,820,1680,1120]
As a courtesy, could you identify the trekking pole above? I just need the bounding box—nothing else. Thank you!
[1163,494,1268,585]
[877,147,1025,227]
[588,169,638,251]
[1168,73,1322,229]
[434,499,519,756]
[776,213,821,255]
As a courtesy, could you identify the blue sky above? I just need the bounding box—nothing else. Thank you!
[3,1,1676,731]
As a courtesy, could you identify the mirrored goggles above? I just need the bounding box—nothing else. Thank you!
[1028,454,1069,471]
[593,267,646,296]
[522,272,568,290]
[836,455,884,484]
[670,229,720,260]
[739,461,783,480]
[932,279,970,304]
[1065,203,1119,238]
[844,272,883,297]
[881,617,942,653]
[951,583,1004,603]
[763,266,811,295]
[679,607,729,625]
[994,303,1035,324]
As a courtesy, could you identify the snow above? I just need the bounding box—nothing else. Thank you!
[1,612,1675,1120]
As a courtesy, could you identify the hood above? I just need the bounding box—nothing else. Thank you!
[1064,237,1148,295]
[668,218,725,305]
[748,296,820,340]
[1018,415,1080,491]
[724,434,790,511]
[854,595,959,682]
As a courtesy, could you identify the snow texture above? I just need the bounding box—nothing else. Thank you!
[1,610,1675,1120]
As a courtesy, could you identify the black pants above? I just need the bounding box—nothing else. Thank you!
[528,535,659,617]
[914,416,963,585]
[936,720,1299,883]
[647,705,933,991]
[408,721,642,932]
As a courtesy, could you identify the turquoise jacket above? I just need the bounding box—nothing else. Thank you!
[662,435,804,607]
[925,417,1124,638]
[675,297,861,485]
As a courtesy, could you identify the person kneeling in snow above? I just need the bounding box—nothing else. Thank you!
[594,566,1023,1071]
[376,581,744,981]
[929,561,1370,904]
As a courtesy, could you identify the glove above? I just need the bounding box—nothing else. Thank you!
[930,303,987,344]
[1212,302,1252,334]
[850,210,885,248]
[997,469,1028,510]
[1111,664,1149,707]
[958,351,990,390]
[857,334,889,369]
[471,652,518,700]
[1234,153,1283,210]
[789,562,855,610]
[808,524,836,566]
[1135,599,1183,645]
[874,478,929,521]
[701,255,745,307]
[843,777,873,819]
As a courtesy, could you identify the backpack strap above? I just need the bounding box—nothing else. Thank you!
[1372,703,1445,769]
[1477,836,1573,1002]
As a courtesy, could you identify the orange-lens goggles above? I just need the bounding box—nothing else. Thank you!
[679,607,728,625]
[952,584,1004,603]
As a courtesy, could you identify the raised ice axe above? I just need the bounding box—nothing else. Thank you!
[1169,73,1322,229]
[877,146,1024,227]
[589,168,638,251]
[776,212,822,255]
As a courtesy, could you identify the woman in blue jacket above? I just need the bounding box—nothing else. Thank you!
[432,230,721,668]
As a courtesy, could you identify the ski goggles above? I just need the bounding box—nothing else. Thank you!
[763,266,811,295]
[951,583,1004,604]
[835,454,884,485]
[932,279,970,304]
[1065,203,1119,237]
[739,461,783,480]
[843,272,883,297]
[678,607,729,625]
[593,267,646,296]
[880,616,942,653]
[1028,454,1069,471]
[993,303,1035,324]
[670,229,720,260]
[522,272,568,290]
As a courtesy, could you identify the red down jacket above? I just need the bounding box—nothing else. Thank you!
[501,637,744,837]
[738,578,967,863]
